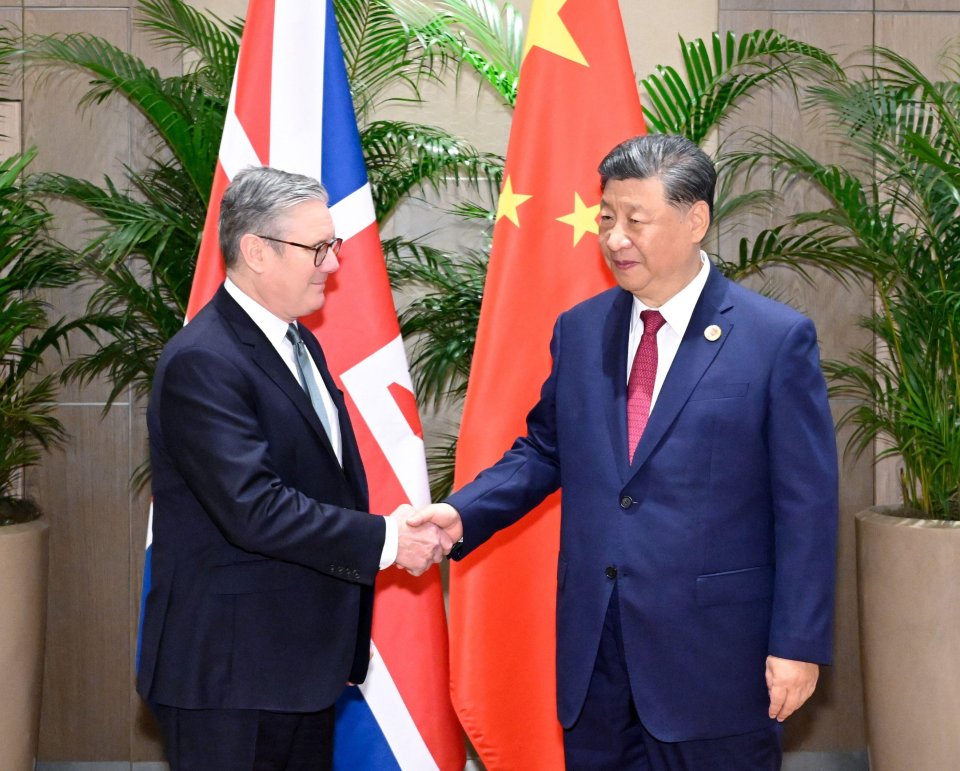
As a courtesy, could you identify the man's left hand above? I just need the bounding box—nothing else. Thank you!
[766,655,819,722]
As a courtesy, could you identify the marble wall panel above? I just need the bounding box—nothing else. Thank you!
[721,0,872,10]
[24,7,133,405]
[0,7,23,100]
[27,406,132,760]
[0,99,20,157]
[876,0,960,10]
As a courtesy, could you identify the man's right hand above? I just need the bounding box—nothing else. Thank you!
[390,505,450,576]
[407,503,463,550]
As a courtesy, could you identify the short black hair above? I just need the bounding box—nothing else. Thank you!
[598,134,716,222]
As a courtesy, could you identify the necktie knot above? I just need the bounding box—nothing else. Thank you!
[640,309,666,337]
[286,323,303,349]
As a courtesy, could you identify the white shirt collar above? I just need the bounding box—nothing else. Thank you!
[630,251,711,338]
[224,277,293,348]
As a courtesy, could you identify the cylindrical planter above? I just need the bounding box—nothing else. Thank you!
[0,517,50,771]
[856,507,960,771]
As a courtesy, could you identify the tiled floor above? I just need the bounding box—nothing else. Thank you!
[36,751,869,770]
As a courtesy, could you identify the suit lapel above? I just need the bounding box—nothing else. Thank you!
[213,288,343,469]
[629,266,734,475]
[599,290,635,483]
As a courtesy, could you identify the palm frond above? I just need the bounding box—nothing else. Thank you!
[425,431,459,501]
[390,0,523,106]
[24,32,224,198]
[383,237,486,409]
[641,29,842,144]
[336,0,435,120]
[362,119,503,220]
[137,0,241,97]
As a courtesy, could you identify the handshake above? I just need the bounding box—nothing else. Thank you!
[389,503,463,576]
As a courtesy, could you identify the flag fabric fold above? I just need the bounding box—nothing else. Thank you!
[182,2,463,768]
[449,1,646,768]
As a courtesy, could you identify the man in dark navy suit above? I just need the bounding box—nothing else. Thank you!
[411,135,839,770]
[138,167,447,771]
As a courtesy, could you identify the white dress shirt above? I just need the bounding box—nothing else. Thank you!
[626,252,711,412]
[224,278,398,568]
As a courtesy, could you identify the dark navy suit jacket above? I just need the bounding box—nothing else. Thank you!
[137,284,385,712]
[448,266,839,742]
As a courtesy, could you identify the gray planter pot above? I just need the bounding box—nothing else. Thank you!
[856,507,960,771]
[0,516,49,771]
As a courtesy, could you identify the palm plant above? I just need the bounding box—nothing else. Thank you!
[20,0,498,412]
[728,45,960,518]
[23,0,239,406]
[391,0,523,107]
[0,149,81,524]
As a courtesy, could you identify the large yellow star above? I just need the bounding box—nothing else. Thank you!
[496,175,532,227]
[522,0,588,66]
[556,192,600,245]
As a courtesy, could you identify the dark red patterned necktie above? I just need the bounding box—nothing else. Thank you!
[627,310,666,462]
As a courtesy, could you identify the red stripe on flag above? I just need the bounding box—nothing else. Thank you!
[187,162,229,319]
[388,382,424,439]
[233,0,274,164]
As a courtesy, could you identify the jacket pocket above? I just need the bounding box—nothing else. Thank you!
[208,559,311,594]
[688,382,749,401]
[696,564,774,606]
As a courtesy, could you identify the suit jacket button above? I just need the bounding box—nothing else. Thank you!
[620,496,633,509]
[605,566,618,580]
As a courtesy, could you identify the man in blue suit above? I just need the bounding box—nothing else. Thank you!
[411,135,839,769]
[138,167,447,770]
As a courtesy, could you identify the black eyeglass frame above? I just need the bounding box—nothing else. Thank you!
[256,234,343,266]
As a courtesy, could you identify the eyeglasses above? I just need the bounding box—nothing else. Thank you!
[256,234,343,267]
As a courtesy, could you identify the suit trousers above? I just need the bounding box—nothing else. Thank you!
[563,584,783,771]
[149,701,334,771]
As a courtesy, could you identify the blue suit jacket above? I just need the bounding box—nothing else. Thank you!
[448,266,839,742]
[137,285,385,712]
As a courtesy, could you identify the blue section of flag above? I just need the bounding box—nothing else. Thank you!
[334,687,403,770]
[321,2,404,765]
[321,0,369,207]
[136,542,152,673]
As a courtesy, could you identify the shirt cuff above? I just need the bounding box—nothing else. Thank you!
[379,514,399,570]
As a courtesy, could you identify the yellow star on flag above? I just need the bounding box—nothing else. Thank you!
[496,176,532,227]
[556,192,600,245]
[522,0,588,66]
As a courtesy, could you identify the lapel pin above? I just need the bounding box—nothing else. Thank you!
[704,324,722,342]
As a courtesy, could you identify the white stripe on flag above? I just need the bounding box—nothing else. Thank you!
[340,336,430,508]
[329,184,377,241]
[145,502,153,549]
[270,2,326,177]
[360,641,439,770]
[220,77,263,179]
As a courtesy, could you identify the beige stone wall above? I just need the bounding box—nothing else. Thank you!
[12,0,957,762]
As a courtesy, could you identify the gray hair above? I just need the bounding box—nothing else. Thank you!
[219,166,329,268]
[598,134,716,222]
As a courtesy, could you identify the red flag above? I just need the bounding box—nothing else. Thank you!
[449,1,645,767]
[186,2,463,767]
